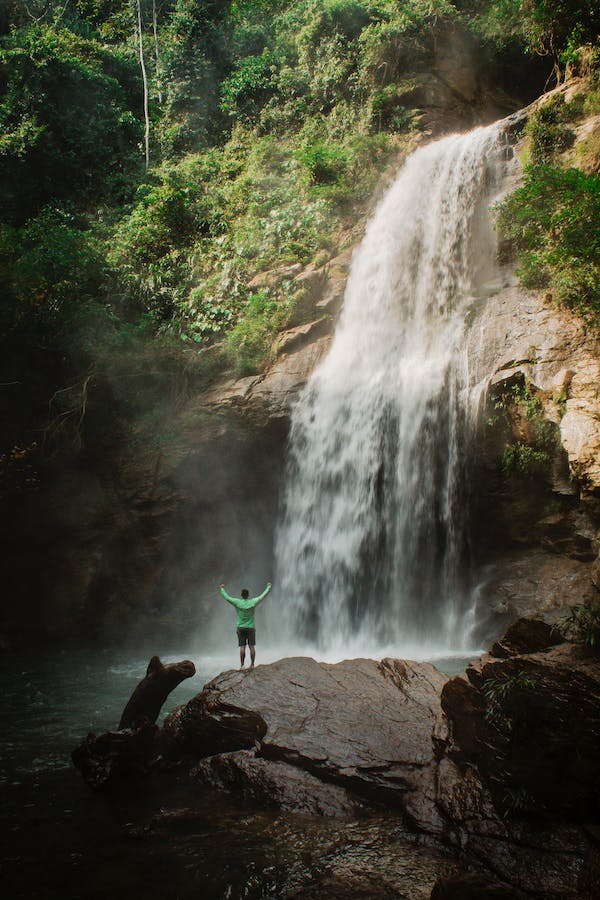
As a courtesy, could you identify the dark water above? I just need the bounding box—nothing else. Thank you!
[0,650,469,899]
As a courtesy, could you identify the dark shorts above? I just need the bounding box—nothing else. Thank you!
[237,627,256,647]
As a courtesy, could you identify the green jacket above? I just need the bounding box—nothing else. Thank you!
[220,583,271,628]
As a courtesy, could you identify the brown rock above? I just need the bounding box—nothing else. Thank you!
[430,872,526,899]
[440,676,487,757]
[468,285,600,490]
[470,551,597,646]
[443,642,600,819]
[489,617,564,658]
[193,749,364,816]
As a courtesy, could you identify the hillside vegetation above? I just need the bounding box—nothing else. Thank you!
[0,0,598,462]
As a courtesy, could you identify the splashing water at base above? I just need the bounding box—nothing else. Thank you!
[272,123,509,659]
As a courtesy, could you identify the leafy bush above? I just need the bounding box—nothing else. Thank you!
[0,25,143,222]
[298,138,348,184]
[224,289,291,375]
[0,208,104,327]
[492,381,559,477]
[497,165,600,324]
[556,603,600,655]
[526,99,575,166]
[220,50,278,121]
[501,441,552,476]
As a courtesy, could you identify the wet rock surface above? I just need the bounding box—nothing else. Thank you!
[439,633,600,896]
[163,656,449,830]
[489,616,564,658]
[430,872,527,899]
[192,749,366,816]
[154,638,600,897]
[446,641,600,819]
[470,551,598,646]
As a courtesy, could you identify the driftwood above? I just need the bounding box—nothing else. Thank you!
[72,655,196,789]
[71,722,158,789]
[119,655,196,729]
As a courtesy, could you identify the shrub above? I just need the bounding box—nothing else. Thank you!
[492,381,559,478]
[0,25,143,223]
[220,50,278,121]
[224,289,290,375]
[556,603,600,655]
[526,100,575,166]
[501,442,551,476]
[496,165,600,325]
[0,208,104,325]
[298,138,348,184]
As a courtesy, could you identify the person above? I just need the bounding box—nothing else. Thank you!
[219,582,272,670]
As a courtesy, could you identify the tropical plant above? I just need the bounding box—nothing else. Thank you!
[555,603,600,655]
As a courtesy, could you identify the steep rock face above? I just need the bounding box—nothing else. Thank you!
[466,284,600,638]
[468,284,600,492]
[198,248,353,421]
[443,641,600,819]
[1,437,179,647]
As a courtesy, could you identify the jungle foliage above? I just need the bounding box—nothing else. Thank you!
[1,0,597,432]
[497,92,600,325]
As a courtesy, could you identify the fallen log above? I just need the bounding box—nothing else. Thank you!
[119,655,196,729]
[72,655,196,789]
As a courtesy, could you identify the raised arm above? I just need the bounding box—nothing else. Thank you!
[220,584,238,606]
[252,582,272,606]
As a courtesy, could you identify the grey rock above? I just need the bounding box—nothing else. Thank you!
[468,286,600,491]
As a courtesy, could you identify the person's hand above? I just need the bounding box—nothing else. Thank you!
[220,583,225,589]
[267,581,272,588]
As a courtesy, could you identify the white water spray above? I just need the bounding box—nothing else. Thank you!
[273,123,509,659]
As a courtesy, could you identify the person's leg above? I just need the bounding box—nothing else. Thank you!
[249,645,255,669]
[237,628,246,668]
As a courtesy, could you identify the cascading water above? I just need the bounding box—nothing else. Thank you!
[273,123,509,659]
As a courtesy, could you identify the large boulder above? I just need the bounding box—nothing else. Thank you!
[192,749,364,816]
[489,616,564,658]
[443,641,600,819]
[162,656,449,830]
[437,634,600,896]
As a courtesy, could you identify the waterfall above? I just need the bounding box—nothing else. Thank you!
[273,123,507,658]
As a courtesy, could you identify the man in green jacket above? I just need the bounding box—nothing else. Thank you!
[219,582,272,669]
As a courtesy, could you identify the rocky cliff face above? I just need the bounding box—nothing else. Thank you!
[466,283,600,641]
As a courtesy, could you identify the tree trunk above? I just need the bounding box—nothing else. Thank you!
[72,656,196,789]
[135,0,151,168]
[152,0,162,104]
[119,655,196,729]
